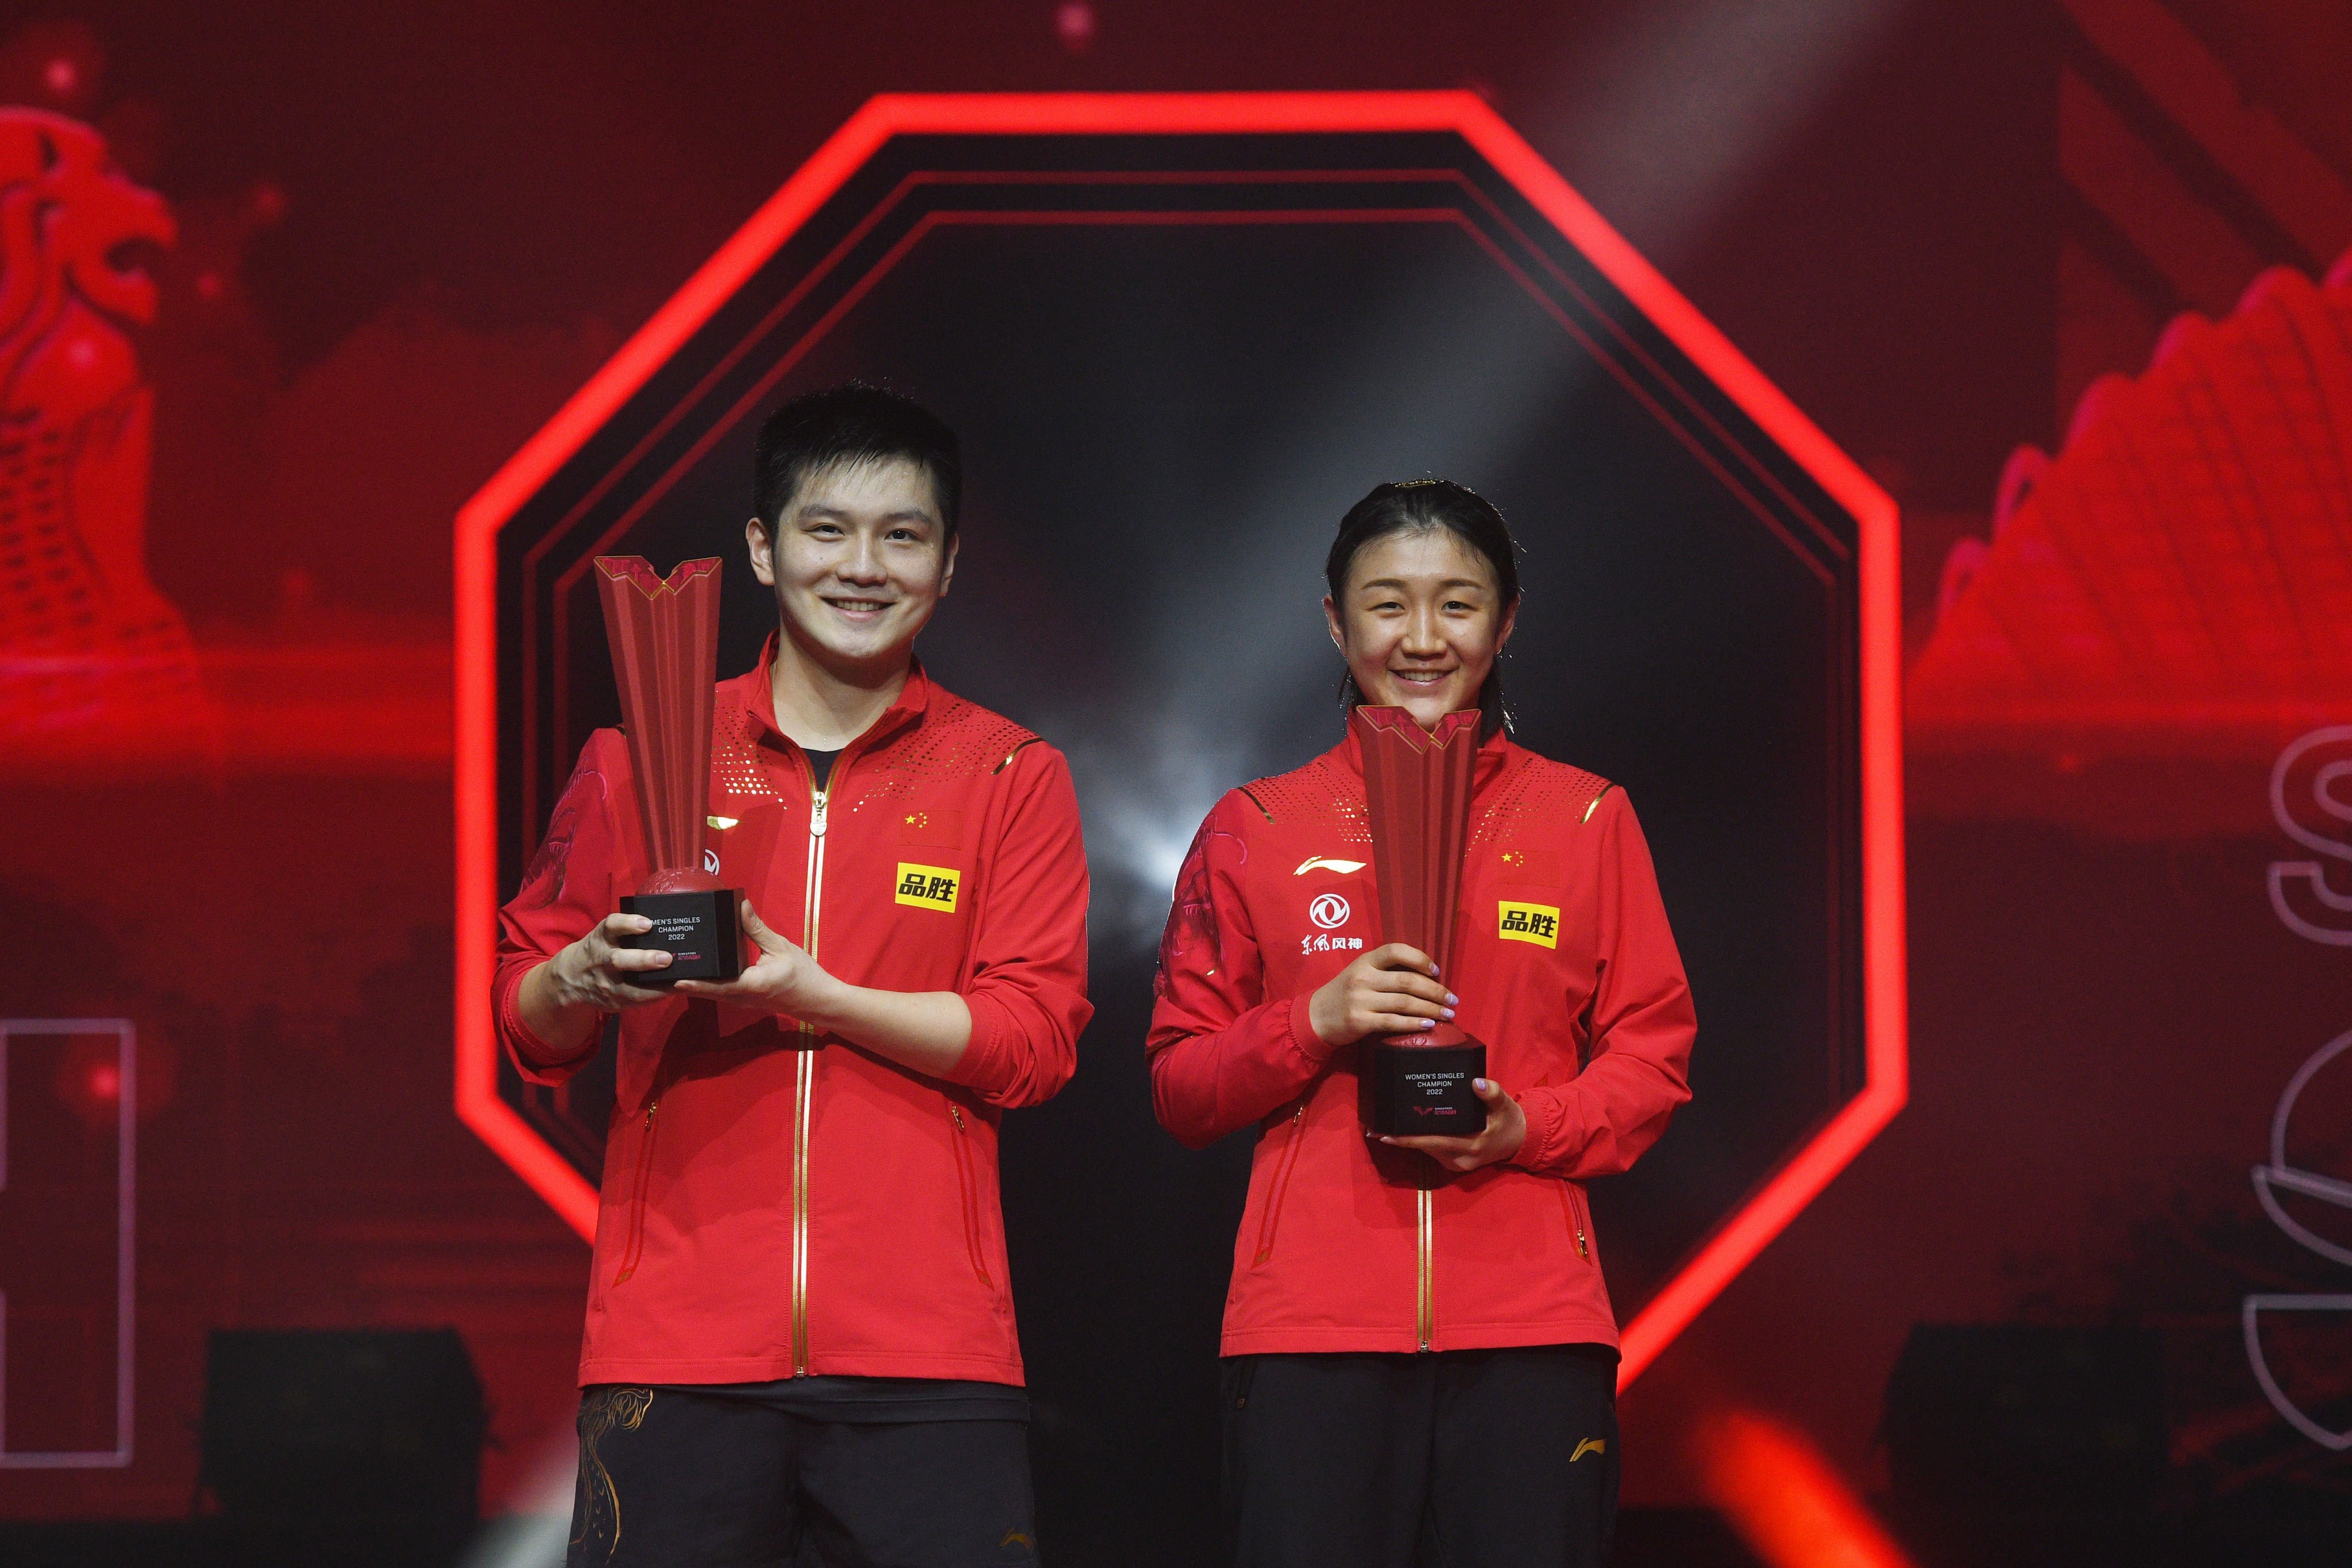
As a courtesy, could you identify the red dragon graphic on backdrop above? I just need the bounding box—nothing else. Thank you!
[1909,246,2352,835]
[0,108,208,766]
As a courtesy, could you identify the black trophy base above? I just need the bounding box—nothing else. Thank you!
[1361,1037,1488,1137]
[618,890,744,984]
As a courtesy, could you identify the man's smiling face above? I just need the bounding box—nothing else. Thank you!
[748,455,956,677]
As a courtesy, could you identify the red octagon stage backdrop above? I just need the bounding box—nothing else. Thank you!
[453,91,1906,1388]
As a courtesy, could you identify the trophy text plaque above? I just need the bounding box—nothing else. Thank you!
[596,555,744,985]
[1354,705,1488,1136]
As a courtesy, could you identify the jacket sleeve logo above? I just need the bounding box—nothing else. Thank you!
[1497,900,1560,948]
[1293,855,1368,876]
[895,863,961,912]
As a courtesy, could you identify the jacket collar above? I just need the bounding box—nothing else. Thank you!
[729,631,933,759]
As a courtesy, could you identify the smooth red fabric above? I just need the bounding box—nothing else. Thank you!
[1148,727,1695,1356]
[495,650,1091,1387]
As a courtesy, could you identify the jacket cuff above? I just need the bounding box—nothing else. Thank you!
[1288,992,1339,1064]
[942,990,1013,1091]
[499,967,595,1077]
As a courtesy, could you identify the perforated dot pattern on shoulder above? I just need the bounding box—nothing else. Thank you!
[709,685,1045,811]
[1471,756,1612,847]
[712,700,794,805]
[854,691,1041,809]
[1238,757,1372,844]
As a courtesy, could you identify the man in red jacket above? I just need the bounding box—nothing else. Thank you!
[495,384,1091,1567]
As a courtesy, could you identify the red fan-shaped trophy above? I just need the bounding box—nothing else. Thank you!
[595,555,744,984]
[1354,705,1488,1136]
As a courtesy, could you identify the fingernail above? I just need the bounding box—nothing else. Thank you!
[1474,1078,1492,1092]
[1440,1007,1455,1021]
[1444,992,1459,1007]
[1376,1136,1395,1145]
[1418,1018,1435,1030]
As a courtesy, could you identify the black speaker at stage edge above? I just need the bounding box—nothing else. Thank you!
[199,1328,487,1524]
[1882,1323,2166,1512]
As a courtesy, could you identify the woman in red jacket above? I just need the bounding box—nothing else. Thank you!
[1148,480,1697,1568]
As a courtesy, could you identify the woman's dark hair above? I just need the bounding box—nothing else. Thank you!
[1324,479,1522,736]
[753,383,962,542]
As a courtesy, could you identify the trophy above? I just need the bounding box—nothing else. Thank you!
[1354,705,1487,1136]
[594,555,744,985]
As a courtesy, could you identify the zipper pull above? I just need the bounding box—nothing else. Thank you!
[645,1101,658,1127]
[810,790,828,837]
[950,1104,965,1130]
[1575,1229,1589,1260]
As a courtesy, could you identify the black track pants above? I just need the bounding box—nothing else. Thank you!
[1221,1346,1620,1568]
[565,1386,1038,1568]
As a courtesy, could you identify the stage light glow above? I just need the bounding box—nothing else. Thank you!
[1698,1408,1915,1568]
[458,1428,579,1568]
[1534,0,1907,267]
[1056,3,1096,55]
[1056,720,1249,949]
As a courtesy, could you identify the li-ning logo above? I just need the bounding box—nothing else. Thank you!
[1570,1437,1607,1463]
[1308,893,1351,929]
[1294,855,1367,876]
[1498,901,1559,948]
[895,863,960,912]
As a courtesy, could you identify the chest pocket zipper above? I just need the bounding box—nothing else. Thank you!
[948,1104,993,1289]
[1253,1104,1309,1266]
[613,1101,659,1286]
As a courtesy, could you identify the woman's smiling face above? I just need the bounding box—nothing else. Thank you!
[1324,527,1516,731]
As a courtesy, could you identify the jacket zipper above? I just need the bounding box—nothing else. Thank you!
[1560,1183,1591,1260]
[1417,1187,1435,1351]
[947,1104,994,1288]
[612,1100,659,1286]
[1252,1104,1308,1265]
[791,753,832,1375]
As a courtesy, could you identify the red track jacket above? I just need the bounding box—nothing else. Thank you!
[495,649,1091,1387]
[1148,727,1695,1357]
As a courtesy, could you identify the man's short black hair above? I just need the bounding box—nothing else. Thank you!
[752,383,961,542]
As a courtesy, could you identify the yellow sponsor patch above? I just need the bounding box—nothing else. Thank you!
[895,862,961,912]
[1497,900,1560,948]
